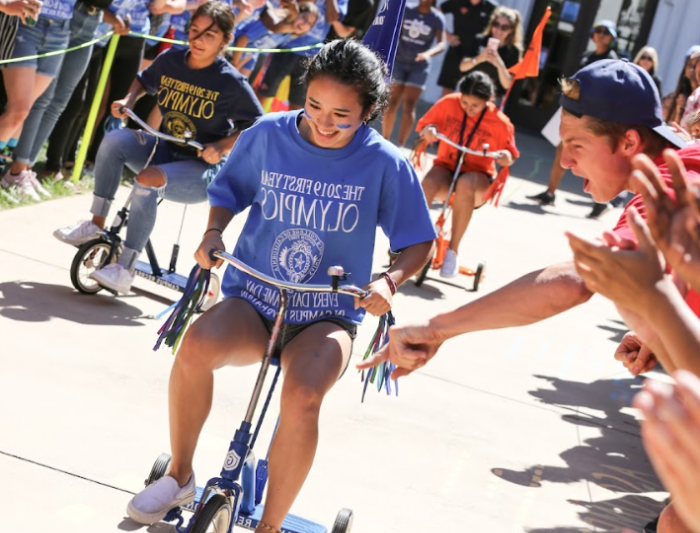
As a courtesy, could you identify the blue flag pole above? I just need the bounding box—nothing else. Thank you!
[361,0,407,78]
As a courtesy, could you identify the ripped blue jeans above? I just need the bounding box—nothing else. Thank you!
[91,128,223,270]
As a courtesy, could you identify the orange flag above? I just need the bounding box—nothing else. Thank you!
[508,6,552,80]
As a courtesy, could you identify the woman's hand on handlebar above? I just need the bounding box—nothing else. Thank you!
[354,278,392,316]
[496,150,514,167]
[195,232,225,270]
[111,98,132,119]
[420,125,438,144]
[199,143,226,165]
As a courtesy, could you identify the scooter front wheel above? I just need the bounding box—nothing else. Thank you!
[472,261,486,291]
[145,452,171,487]
[331,508,354,533]
[189,494,232,533]
[70,238,118,294]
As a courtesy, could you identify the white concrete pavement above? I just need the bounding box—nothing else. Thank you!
[0,168,666,533]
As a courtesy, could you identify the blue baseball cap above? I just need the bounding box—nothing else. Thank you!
[560,59,686,148]
[592,20,617,39]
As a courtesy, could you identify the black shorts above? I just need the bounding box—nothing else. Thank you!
[0,13,18,61]
[257,313,357,377]
[257,53,307,106]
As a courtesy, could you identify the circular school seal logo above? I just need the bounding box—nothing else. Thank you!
[270,229,324,283]
[163,111,197,141]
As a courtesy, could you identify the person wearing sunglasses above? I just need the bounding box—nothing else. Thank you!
[634,46,662,94]
[458,6,523,100]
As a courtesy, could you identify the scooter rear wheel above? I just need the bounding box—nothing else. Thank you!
[331,508,354,533]
[414,256,433,287]
[472,261,486,291]
[190,494,231,533]
[145,452,171,487]
[70,238,118,294]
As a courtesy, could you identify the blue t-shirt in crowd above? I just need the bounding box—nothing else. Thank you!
[207,111,436,325]
[137,47,263,150]
[170,0,233,50]
[235,18,293,70]
[395,5,444,64]
[285,0,348,55]
[95,0,151,45]
[39,0,77,20]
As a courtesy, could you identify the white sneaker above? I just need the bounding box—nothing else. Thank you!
[53,220,102,246]
[89,263,135,295]
[1,170,40,201]
[26,171,51,197]
[126,474,196,525]
[440,249,459,278]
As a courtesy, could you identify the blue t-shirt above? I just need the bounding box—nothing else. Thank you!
[39,0,77,20]
[207,111,436,325]
[137,47,263,150]
[285,0,348,55]
[95,0,151,45]
[235,18,293,70]
[395,6,444,64]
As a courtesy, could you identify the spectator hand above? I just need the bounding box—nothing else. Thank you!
[104,11,131,35]
[496,150,513,167]
[445,32,460,47]
[415,52,429,62]
[1,0,42,24]
[566,206,666,310]
[632,150,700,292]
[634,371,700,533]
[356,321,443,379]
[614,331,657,376]
[194,231,225,269]
[669,121,693,143]
[198,143,226,165]
[354,278,392,316]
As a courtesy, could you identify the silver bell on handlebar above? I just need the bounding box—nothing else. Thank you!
[482,143,490,153]
[327,266,345,277]
[184,131,194,140]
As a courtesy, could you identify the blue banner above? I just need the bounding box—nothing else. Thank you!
[361,0,407,77]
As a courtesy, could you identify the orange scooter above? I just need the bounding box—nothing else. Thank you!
[414,132,507,291]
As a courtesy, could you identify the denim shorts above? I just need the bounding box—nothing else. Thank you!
[392,60,430,89]
[7,17,71,76]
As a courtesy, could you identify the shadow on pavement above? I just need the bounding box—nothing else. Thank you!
[492,375,664,532]
[0,280,147,326]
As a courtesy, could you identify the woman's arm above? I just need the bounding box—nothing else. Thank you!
[485,48,514,90]
[230,35,249,69]
[416,29,446,62]
[111,78,147,119]
[195,206,235,269]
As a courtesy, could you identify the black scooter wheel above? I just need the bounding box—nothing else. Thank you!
[331,508,354,533]
[190,494,232,533]
[414,256,433,287]
[70,238,117,294]
[145,452,172,487]
[472,261,486,291]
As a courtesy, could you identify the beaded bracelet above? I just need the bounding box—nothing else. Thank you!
[258,521,282,533]
[203,227,223,238]
[379,272,397,295]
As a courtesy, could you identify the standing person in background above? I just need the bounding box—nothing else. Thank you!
[634,45,662,94]
[458,5,522,102]
[256,0,348,111]
[6,0,106,193]
[527,19,620,219]
[324,0,375,41]
[436,0,495,97]
[0,0,79,199]
[382,0,445,147]
[666,45,700,125]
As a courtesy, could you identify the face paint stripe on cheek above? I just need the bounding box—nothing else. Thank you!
[335,123,352,129]
[302,108,313,120]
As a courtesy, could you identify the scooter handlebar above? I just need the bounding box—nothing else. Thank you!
[120,107,205,152]
[433,131,506,159]
[209,249,368,299]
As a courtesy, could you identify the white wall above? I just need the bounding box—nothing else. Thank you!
[646,0,700,96]
[422,0,535,103]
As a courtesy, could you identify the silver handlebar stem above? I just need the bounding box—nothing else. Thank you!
[121,107,205,152]
[434,131,503,159]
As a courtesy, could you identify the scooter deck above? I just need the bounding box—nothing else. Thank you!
[186,486,327,533]
[134,260,188,292]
